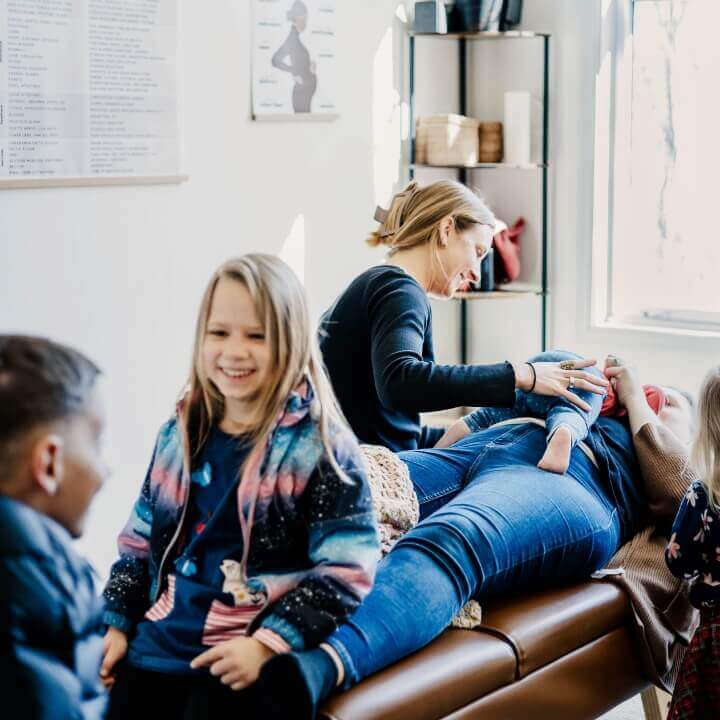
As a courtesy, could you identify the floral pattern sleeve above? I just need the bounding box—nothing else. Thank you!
[666,481,711,581]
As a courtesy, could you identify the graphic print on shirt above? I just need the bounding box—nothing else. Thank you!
[200,559,267,645]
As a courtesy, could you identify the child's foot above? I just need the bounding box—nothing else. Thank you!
[538,426,573,474]
[255,647,338,720]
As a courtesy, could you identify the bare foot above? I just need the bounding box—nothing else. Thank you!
[538,426,573,474]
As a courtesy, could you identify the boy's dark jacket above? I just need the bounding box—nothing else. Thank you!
[0,496,106,720]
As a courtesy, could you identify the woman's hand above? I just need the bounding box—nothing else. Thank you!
[513,359,609,412]
[190,636,275,691]
[100,627,128,688]
[435,419,471,448]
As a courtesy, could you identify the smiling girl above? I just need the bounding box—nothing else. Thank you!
[100,255,379,718]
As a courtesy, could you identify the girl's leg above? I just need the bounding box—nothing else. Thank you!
[107,664,192,720]
[184,677,260,719]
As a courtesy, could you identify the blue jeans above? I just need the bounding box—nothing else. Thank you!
[326,421,629,688]
[464,351,605,446]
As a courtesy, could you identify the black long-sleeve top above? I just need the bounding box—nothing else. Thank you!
[319,265,516,451]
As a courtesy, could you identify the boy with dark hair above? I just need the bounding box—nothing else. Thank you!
[0,335,108,719]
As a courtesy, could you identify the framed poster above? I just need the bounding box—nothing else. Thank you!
[252,0,339,121]
[0,0,183,188]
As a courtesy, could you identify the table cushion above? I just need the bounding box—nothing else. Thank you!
[479,581,630,677]
[444,627,647,720]
[321,629,516,720]
[320,581,634,720]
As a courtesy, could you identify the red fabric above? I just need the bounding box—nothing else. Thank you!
[493,217,525,284]
[600,384,668,418]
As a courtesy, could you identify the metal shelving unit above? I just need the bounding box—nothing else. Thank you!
[408,30,551,362]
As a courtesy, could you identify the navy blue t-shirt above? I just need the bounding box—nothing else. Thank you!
[128,427,252,674]
[319,265,516,452]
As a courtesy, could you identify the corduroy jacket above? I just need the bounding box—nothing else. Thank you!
[603,422,699,692]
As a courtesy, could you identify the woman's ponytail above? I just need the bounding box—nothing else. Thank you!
[367,181,420,248]
[366,180,494,255]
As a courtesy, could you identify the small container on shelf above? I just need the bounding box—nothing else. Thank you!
[454,0,504,32]
[468,247,495,292]
[478,121,503,162]
[479,247,495,290]
[413,1,448,34]
[416,114,480,166]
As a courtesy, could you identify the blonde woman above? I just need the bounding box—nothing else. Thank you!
[100,255,379,717]
[665,366,720,719]
[319,179,608,452]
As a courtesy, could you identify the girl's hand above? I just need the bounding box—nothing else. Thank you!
[603,360,644,406]
[435,419,471,448]
[190,637,275,691]
[100,627,128,688]
[513,359,609,412]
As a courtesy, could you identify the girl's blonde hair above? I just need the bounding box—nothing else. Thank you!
[181,254,349,477]
[691,366,720,508]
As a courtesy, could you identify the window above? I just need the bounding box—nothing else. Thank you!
[593,0,720,333]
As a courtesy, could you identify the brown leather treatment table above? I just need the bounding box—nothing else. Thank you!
[320,581,654,720]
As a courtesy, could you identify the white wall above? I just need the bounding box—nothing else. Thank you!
[0,1,398,572]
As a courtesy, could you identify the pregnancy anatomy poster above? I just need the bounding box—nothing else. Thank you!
[252,0,338,120]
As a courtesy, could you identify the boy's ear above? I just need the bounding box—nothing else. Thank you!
[30,434,64,496]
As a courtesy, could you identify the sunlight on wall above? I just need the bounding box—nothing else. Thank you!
[280,213,306,284]
[372,21,403,209]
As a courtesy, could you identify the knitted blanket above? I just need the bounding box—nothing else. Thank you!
[361,445,483,629]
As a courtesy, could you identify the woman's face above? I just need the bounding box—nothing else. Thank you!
[431,220,491,297]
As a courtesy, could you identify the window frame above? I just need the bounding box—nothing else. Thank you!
[586,0,720,343]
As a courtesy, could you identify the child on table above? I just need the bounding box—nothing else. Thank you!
[437,351,676,475]
[436,350,606,474]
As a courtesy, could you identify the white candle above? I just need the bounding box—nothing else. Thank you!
[503,91,531,165]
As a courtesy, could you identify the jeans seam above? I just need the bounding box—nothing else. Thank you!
[465,424,537,481]
[477,507,619,586]
[420,485,462,502]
